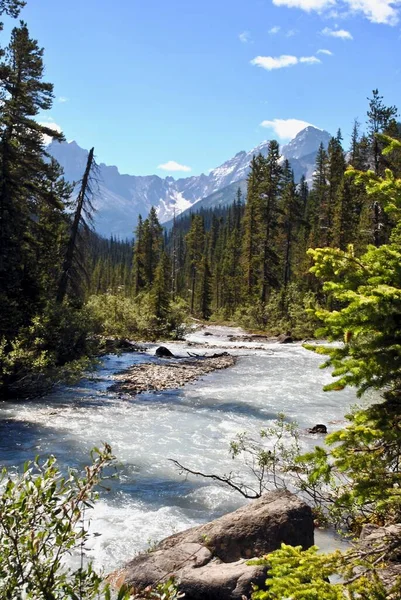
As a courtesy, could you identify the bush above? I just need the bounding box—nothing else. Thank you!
[233,285,320,338]
[0,303,97,398]
[0,445,115,599]
[87,293,189,341]
[0,445,184,600]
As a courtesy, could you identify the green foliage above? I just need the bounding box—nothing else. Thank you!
[0,446,184,600]
[233,285,319,338]
[307,168,401,397]
[228,414,302,497]
[0,445,116,600]
[0,303,97,398]
[87,292,189,341]
[251,544,394,600]
[0,0,25,17]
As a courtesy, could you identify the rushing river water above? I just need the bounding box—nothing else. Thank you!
[0,326,363,573]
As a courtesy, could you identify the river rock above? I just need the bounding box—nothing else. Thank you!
[277,334,293,344]
[155,346,175,358]
[110,490,314,599]
[308,424,328,434]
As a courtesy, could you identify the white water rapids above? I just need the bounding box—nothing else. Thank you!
[0,326,364,573]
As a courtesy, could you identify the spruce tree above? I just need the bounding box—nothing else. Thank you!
[367,89,398,175]
[197,255,212,319]
[260,142,282,303]
[308,143,328,248]
[0,0,25,18]
[132,215,145,295]
[150,251,171,326]
[241,155,264,299]
[185,214,205,314]
[0,22,64,335]
[141,207,163,288]
[279,160,302,288]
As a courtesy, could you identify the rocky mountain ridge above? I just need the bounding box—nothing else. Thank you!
[48,126,331,238]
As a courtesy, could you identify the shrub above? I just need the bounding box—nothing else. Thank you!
[87,293,189,341]
[0,445,183,600]
[0,303,97,398]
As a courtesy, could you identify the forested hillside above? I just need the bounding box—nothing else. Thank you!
[130,95,401,337]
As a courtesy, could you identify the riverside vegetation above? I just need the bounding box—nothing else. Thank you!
[0,0,400,397]
[2,0,401,598]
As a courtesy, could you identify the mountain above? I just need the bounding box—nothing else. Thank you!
[48,126,331,239]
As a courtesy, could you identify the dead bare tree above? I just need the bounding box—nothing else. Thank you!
[56,147,97,304]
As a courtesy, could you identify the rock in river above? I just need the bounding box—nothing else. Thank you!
[109,490,314,600]
[308,424,328,434]
[155,346,175,358]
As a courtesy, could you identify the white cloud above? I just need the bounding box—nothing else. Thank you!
[268,25,281,33]
[285,28,298,36]
[58,96,69,103]
[251,55,298,70]
[260,118,315,139]
[317,48,334,54]
[346,0,400,24]
[251,54,320,70]
[38,120,63,145]
[300,55,322,63]
[322,26,353,38]
[157,161,192,172]
[239,30,251,43]
[273,0,399,24]
[273,0,335,12]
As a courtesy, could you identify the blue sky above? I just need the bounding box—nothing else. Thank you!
[2,0,400,176]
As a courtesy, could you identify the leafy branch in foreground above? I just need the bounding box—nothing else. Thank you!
[0,444,117,599]
[0,445,183,600]
[251,541,401,600]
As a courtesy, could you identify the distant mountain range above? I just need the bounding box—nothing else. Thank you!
[48,126,331,239]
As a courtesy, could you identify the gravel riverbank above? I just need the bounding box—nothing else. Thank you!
[109,354,236,396]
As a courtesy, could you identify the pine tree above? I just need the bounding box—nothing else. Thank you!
[0,22,64,335]
[321,130,345,246]
[141,207,163,288]
[260,141,282,303]
[185,214,205,314]
[197,255,212,319]
[132,215,145,295]
[367,89,398,175]
[308,143,328,248]
[279,160,303,287]
[0,1,25,18]
[150,251,171,324]
[241,155,264,298]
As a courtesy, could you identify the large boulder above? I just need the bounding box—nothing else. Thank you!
[109,490,314,600]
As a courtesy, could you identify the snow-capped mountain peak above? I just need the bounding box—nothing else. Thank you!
[49,125,331,238]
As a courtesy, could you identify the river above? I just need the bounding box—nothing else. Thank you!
[0,325,363,573]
